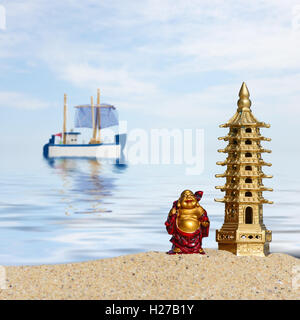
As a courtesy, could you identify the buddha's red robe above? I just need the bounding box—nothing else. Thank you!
[165,210,209,254]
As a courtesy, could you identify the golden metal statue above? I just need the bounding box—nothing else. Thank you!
[166,190,210,254]
[171,190,206,233]
[215,82,273,256]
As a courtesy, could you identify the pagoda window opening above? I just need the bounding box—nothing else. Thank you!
[245,128,252,133]
[245,178,252,183]
[245,207,253,224]
[245,140,252,145]
[233,139,238,145]
[245,191,252,197]
[232,128,238,134]
[245,166,252,171]
[245,152,252,157]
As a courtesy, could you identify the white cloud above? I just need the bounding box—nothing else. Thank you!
[59,64,158,97]
[0,91,51,110]
[1,0,300,121]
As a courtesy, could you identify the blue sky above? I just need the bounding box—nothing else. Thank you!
[1,0,300,178]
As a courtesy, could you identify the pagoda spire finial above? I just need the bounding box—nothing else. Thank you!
[237,82,251,110]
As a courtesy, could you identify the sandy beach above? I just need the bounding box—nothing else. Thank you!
[0,249,299,300]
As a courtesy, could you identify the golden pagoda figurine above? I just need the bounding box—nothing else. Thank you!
[215,82,273,256]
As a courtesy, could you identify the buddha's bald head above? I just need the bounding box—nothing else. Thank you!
[178,190,199,209]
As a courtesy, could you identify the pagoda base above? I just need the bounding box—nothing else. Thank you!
[218,242,270,257]
[216,227,272,257]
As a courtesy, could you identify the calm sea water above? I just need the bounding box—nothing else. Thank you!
[0,145,299,266]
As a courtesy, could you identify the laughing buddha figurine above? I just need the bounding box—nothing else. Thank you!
[165,190,210,254]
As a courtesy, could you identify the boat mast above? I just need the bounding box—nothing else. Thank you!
[63,93,67,144]
[90,96,97,144]
[97,88,101,143]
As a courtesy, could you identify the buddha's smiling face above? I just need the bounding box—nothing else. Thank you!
[178,190,198,209]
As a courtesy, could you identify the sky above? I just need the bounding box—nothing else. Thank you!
[1,0,300,179]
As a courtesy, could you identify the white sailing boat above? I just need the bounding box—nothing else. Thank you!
[43,89,126,159]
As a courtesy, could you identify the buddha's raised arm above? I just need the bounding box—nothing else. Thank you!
[168,207,177,216]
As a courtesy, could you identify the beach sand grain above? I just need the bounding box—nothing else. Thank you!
[0,249,299,300]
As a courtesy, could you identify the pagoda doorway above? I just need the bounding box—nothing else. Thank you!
[245,207,253,224]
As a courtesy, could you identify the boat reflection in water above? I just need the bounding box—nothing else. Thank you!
[46,158,126,216]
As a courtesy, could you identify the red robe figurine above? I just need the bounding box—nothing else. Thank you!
[165,190,209,254]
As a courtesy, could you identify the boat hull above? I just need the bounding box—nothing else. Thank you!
[43,133,126,159]
[48,144,121,159]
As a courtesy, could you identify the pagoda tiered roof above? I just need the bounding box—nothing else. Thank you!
[215,172,273,178]
[215,82,273,205]
[216,159,272,166]
[217,145,271,153]
[218,135,271,141]
[214,196,273,204]
[219,113,270,128]
[215,185,273,192]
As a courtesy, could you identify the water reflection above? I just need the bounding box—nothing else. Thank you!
[47,159,122,215]
[0,155,299,265]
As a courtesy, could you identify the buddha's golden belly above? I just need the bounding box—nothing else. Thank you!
[176,216,200,233]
